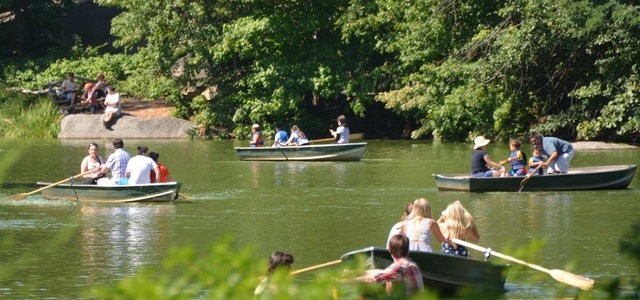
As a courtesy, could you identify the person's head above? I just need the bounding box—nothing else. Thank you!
[532,147,542,157]
[290,125,300,133]
[509,139,521,151]
[412,198,432,219]
[97,72,105,80]
[149,152,159,162]
[473,136,491,150]
[67,72,75,79]
[87,142,99,156]
[440,200,474,239]
[401,202,414,221]
[112,138,124,149]
[106,86,115,94]
[252,124,260,132]
[137,146,149,156]
[387,234,410,259]
[337,115,347,126]
[267,251,294,273]
[529,131,543,148]
[83,82,94,92]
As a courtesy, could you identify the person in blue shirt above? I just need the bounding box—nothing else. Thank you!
[272,125,289,147]
[499,139,527,176]
[529,131,575,173]
[528,147,545,175]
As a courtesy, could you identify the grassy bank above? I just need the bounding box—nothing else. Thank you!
[0,89,61,138]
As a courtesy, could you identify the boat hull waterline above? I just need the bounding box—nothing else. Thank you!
[234,142,367,161]
[36,182,181,202]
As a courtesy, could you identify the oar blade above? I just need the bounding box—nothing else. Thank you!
[549,269,595,291]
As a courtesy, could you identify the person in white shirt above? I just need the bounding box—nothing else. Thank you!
[61,72,79,105]
[125,146,159,184]
[333,115,350,144]
[101,86,121,129]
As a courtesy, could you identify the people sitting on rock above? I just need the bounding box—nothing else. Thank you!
[101,86,121,129]
[80,72,107,113]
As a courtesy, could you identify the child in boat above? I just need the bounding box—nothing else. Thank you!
[359,234,424,297]
[528,147,545,175]
[500,139,527,176]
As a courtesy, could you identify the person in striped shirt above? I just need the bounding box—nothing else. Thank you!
[360,234,424,296]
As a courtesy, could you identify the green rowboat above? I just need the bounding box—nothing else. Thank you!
[234,142,367,161]
[36,181,181,202]
[341,247,508,293]
[434,164,637,192]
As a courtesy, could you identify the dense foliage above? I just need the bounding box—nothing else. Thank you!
[2,0,640,141]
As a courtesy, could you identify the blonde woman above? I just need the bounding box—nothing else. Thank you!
[437,201,480,257]
[403,198,446,252]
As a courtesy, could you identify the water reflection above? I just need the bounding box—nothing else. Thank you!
[79,204,176,279]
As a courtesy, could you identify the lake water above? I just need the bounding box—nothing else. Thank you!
[0,138,638,298]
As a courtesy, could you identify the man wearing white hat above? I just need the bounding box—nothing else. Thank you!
[470,136,505,177]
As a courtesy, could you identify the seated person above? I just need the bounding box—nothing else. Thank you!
[101,86,121,128]
[272,125,289,147]
[285,125,310,146]
[80,73,107,113]
[528,147,545,175]
[250,124,264,147]
[499,139,527,176]
[61,72,79,105]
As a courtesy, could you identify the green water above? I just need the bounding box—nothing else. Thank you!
[0,138,639,298]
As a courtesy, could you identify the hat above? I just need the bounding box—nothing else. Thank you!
[252,124,260,129]
[473,136,491,149]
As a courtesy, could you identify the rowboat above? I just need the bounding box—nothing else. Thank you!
[36,181,181,202]
[234,142,367,161]
[434,164,637,192]
[341,247,508,293]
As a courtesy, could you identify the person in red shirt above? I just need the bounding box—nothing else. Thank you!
[149,152,172,183]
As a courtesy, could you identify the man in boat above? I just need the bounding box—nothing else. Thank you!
[358,234,423,297]
[125,146,160,184]
[529,132,575,174]
[99,138,131,185]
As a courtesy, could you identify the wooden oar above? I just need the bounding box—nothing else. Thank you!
[290,259,342,275]
[518,164,543,192]
[312,132,364,144]
[4,169,95,201]
[451,238,595,291]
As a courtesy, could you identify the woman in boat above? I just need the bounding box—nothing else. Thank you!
[80,143,105,184]
[250,124,264,147]
[285,125,310,146]
[437,201,480,257]
[471,136,505,177]
[254,251,294,296]
[385,202,413,247]
[404,198,446,252]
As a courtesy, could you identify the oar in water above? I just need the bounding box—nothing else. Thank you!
[451,238,595,291]
[4,169,95,201]
[518,164,543,192]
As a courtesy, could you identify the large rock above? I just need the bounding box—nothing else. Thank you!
[58,114,195,139]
